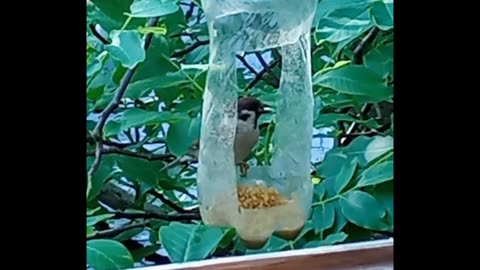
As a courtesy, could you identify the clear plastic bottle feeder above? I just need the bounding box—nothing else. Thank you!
[197,0,318,249]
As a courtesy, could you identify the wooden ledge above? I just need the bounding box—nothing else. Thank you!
[134,238,393,270]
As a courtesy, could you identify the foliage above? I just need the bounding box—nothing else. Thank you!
[86,0,394,269]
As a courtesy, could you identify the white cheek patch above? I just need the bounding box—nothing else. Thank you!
[237,110,256,132]
[240,109,254,116]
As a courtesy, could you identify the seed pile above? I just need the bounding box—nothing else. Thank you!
[237,184,288,209]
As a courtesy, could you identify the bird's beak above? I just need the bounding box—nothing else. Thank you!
[258,104,273,115]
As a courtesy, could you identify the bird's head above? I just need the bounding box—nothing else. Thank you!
[237,97,272,129]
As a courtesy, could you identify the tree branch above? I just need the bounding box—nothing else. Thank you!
[147,189,194,214]
[245,59,280,90]
[86,209,201,240]
[87,133,131,149]
[88,18,160,179]
[185,2,195,20]
[113,211,201,221]
[87,221,148,240]
[171,40,209,58]
[236,54,258,76]
[254,52,280,87]
[352,27,380,65]
[86,146,175,161]
[339,104,374,146]
[337,27,381,146]
[88,23,109,45]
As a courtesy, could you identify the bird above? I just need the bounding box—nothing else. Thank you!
[162,97,272,176]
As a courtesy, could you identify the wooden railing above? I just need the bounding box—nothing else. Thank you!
[134,238,393,270]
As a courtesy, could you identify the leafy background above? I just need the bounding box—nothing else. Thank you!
[86,0,394,269]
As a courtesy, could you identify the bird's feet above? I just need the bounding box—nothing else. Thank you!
[239,162,250,177]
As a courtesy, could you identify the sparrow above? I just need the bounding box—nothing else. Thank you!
[162,97,272,176]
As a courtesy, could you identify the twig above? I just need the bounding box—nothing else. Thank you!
[171,40,209,58]
[88,23,109,45]
[236,53,280,88]
[88,18,160,179]
[87,221,148,240]
[352,27,380,65]
[185,2,195,20]
[254,52,280,87]
[87,133,131,149]
[134,128,140,143]
[339,104,374,146]
[147,190,193,213]
[114,211,201,221]
[343,129,383,138]
[86,146,175,161]
[89,141,103,177]
[179,1,192,6]
[245,59,280,90]
[338,27,381,145]
[236,54,258,76]
[87,210,202,240]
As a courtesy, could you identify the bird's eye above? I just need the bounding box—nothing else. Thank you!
[238,112,250,121]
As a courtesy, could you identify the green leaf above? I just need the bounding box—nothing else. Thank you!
[87,239,134,270]
[245,236,289,254]
[87,3,123,31]
[90,0,146,28]
[330,24,372,57]
[173,96,203,114]
[357,160,393,187]
[119,108,188,131]
[132,36,176,82]
[331,202,348,232]
[113,227,144,241]
[304,232,348,248]
[130,0,179,18]
[186,45,209,63]
[313,0,376,26]
[315,6,373,44]
[86,213,115,227]
[125,71,189,99]
[313,182,326,201]
[370,0,394,30]
[166,116,201,156]
[372,181,393,225]
[87,55,105,78]
[87,207,102,216]
[363,135,393,163]
[104,121,122,138]
[312,203,335,233]
[364,43,393,79]
[317,135,393,182]
[334,158,357,194]
[87,156,117,201]
[314,113,357,128]
[159,222,225,263]
[292,221,314,242]
[339,190,389,230]
[217,228,237,249]
[313,65,393,101]
[105,30,146,69]
[94,92,115,112]
[131,244,161,262]
[116,156,165,188]
[87,175,92,199]
[90,0,130,22]
[87,226,96,237]
[87,86,105,102]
